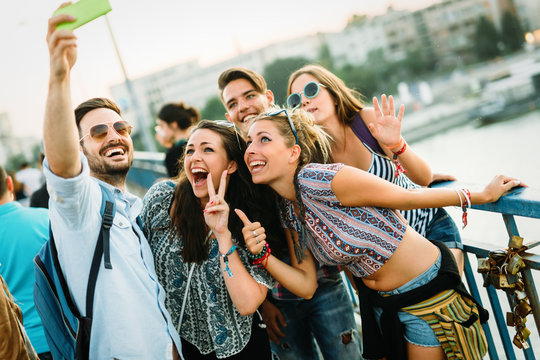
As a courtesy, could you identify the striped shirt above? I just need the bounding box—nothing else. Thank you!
[367,143,437,237]
[350,112,438,237]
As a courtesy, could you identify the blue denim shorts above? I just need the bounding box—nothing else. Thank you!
[426,208,463,250]
[373,252,442,347]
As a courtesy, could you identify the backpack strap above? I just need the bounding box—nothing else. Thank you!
[85,185,116,318]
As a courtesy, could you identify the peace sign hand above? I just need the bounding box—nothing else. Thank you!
[369,94,405,148]
[204,170,230,237]
[235,209,267,255]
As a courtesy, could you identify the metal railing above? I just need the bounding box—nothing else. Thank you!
[127,151,540,359]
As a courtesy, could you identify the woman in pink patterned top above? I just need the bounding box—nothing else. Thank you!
[239,108,521,360]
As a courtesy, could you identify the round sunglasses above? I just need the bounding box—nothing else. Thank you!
[79,120,133,142]
[286,81,325,110]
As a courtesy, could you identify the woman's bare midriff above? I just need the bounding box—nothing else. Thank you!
[361,227,440,292]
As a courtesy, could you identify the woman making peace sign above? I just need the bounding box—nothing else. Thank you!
[141,120,306,359]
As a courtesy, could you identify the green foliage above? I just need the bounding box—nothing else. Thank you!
[263,57,311,106]
[500,11,524,53]
[474,16,501,61]
[201,96,227,120]
[336,64,377,101]
[318,42,334,72]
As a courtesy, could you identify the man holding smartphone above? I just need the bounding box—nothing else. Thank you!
[41,6,182,359]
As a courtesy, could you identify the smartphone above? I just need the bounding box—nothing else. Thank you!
[53,0,112,30]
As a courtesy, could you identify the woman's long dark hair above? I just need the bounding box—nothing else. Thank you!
[169,120,286,263]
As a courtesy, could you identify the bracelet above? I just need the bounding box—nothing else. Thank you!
[388,136,404,150]
[247,243,268,260]
[220,244,237,277]
[392,142,407,178]
[455,188,471,228]
[252,245,272,269]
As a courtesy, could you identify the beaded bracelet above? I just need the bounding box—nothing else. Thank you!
[220,244,237,277]
[247,243,268,261]
[252,246,272,269]
[392,141,407,178]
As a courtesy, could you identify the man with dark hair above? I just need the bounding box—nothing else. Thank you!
[42,8,181,359]
[218,68,363,360]
[218,67,275,136]
[154,102,200,177]
[0,165,51,358]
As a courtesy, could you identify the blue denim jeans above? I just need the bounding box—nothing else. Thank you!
[270,274,362,360]
[426,208,463,250]
[373,252,442,347]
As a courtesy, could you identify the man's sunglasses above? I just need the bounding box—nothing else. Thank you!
[286,81,325,110]
[79,121,133,142]
[266,109,298,145]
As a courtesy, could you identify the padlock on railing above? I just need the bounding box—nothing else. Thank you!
[515,300,533,318]
[508,254,526,275]
[477,258,492,273]
[512,325,531,349]
[489,273,519,289]
[509,235,524,250]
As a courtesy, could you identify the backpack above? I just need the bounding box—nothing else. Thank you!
[33,184,116,360]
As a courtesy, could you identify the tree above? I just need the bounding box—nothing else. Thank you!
[201,96,226,120]
[263,57,311,106]
[336,64,378,100]
[500,11,524,53]
[318,42,334,72]
[474,16,501,61]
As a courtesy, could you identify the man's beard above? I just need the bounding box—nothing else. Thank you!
[83,147,132,188]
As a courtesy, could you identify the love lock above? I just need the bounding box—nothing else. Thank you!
[492,273,519,289]
[508,254,526,275]
[506,312,518,327]
[477,258,492,273]
[509,235,524,250]
[515,300,533,318]
[513,332,530,350]
[518,326,531,342]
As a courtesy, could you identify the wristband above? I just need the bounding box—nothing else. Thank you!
[220,244,237,277]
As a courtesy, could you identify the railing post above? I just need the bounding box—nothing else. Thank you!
[502,214,537,360]
[464,253,500,359]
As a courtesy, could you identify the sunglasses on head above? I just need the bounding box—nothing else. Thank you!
[286,81,325,110]
[266,109,299,145]
[214,120,242,150]
[79,121,133,142]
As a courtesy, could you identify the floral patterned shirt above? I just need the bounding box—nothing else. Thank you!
[141,181,274,358]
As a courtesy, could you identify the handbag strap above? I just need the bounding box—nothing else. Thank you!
[177,230,212,330]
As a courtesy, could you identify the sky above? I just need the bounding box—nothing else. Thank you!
[0,0,438,138]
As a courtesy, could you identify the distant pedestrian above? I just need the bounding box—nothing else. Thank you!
[16,162,44,197]
[155,102,200,177]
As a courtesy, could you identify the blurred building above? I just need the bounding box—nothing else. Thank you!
[514,0,540,32]
[110,0,535,137]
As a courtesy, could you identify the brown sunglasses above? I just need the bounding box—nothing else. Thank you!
[79,121,133,142]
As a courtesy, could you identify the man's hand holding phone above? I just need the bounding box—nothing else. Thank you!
[53,0,112,30]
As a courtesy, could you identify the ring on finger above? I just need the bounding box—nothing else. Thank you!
[253,230,258,237]
[256,238,260,244]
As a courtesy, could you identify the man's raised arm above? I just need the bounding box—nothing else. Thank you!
[43,8,81,178]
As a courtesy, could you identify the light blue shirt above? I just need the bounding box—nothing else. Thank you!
[0,202,50,353]
[43,154,182,359]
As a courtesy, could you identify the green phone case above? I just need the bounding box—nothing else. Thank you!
[53,0,112,30]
